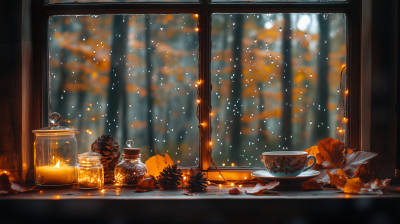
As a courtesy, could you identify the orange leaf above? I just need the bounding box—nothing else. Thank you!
[304,145,323,167]
[318,137,345,169]
[327,170,347,190]
[301,178,323,191]
[343,177,363,194]
[245,181,279,194]
[354,164,375,183]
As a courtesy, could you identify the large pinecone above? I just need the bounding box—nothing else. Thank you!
[158,164,183,189]
[91,134,120,183]
[187,172,207,192]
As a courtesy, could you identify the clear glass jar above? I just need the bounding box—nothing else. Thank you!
[32,112,78,186]
[77,152,104,189]
[115,147,147,187]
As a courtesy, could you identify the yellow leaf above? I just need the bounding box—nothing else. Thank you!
[145,154,174,178]
[164,153,174,166]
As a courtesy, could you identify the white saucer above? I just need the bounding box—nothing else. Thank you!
[251,170,320,187]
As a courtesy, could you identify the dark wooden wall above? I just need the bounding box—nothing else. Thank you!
[0,0,34,181]
[361,0,398,179]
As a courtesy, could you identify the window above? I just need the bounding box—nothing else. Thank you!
[41,0,359,178]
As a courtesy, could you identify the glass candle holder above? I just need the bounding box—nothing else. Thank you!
[77,152,104,189]
[114,140,147,187]
[33,112,78,186]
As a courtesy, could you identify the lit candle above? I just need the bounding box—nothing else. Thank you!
[36,160,76,185]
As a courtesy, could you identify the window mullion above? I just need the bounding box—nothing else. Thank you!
[198,2,212,171]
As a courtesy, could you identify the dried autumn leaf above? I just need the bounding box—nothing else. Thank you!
[327,170,347,190]
[371,178,391,190]
[304,145,323,168]
[229,187,242,194]
[145,153,174,178]
[354,164,375,183]
[138,176,156,189]
[0,173,11,188]
[315,151,378,185]
[342,151,378,178]
[318,137,345,169]
[301,178,323,191]
[343,177,363,194]
[245,181,279,194]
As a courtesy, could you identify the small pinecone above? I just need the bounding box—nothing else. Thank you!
[187,172,207,192]
[91,134,120,183]
[158,164,183,189]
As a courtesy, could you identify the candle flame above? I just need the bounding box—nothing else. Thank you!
[55,160,60,168]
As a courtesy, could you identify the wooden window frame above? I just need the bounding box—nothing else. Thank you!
[31,0,361,180]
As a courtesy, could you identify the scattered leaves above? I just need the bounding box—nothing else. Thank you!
[0,172,36,195]
[245,181,279,194]
[301,178,323,191]
[229,187,242,195]
[137,175,156,190]
[183,192,197,196]
[144,153,174,178]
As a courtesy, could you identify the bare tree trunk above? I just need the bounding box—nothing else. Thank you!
[314,14,330,141]
[144,16,154,149]
[230,14,244,163]
[105,15,128,137]
[281,14,292,150]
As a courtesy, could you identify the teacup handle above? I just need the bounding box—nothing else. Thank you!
[303,155,316,172]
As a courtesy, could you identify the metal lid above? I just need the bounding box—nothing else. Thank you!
[32,112,77,133]
[78,151,102,166]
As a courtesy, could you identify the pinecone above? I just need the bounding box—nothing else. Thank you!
[187,171,207,192]
[91,134,120,183]
[158,164,183,189]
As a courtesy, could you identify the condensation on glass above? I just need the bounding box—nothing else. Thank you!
[48,14,199,167]
[211,13,346,167]
[46,0,198,3]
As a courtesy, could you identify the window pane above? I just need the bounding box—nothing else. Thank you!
[47,0,198,3]
[211,13,346,167]
[49,14,199,167]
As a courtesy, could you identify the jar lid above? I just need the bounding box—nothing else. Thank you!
[78,151,102,165]
[124,148,140,155]
[32,112,77,133]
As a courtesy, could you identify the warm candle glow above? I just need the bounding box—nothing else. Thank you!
[231,163,235,167]
[230,183,234,186]
[209,141,212,146]
[197,99,200,103]
[222,163,225,166]
[345,90,349,95]
[195,27,199,32]
[194,14,199,18]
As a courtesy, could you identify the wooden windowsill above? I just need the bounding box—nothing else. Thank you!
[2,184,400,223]
[2,184,400,200]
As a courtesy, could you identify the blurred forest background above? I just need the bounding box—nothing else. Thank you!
[48,13,346,168]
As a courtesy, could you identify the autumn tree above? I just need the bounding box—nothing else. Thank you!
[229,14,244,163]
[105,15,129,137]
[314,14,330,141]
[281,14,292,150]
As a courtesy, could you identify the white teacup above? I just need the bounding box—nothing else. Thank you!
[262,151,316,177]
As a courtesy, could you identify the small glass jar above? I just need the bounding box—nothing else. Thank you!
[115,144,147,187]
[33,112,78,186]
[77,152,104,189]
